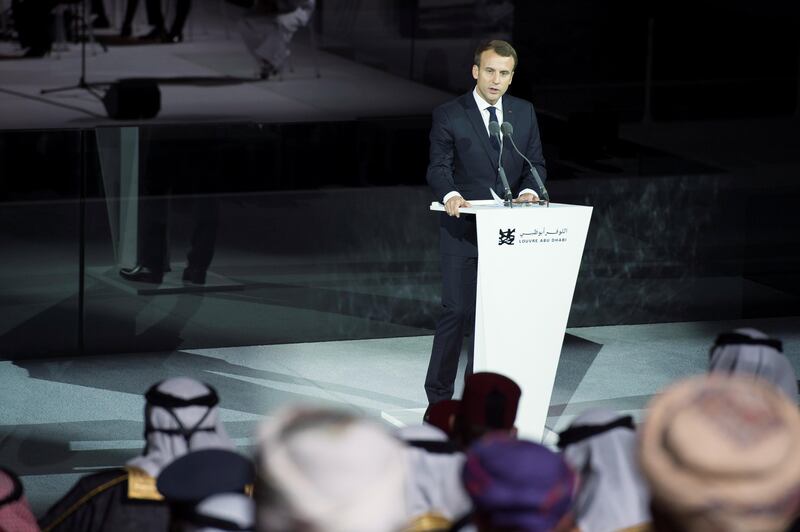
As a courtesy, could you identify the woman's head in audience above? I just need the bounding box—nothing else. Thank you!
[557,408,650,532]
[708,327,797,400]
[463,436,576,532]
[129,377,235,477]
[254,406,408,532]
[640,374,800,532]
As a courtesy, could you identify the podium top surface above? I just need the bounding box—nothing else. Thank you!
[429,200,588,214]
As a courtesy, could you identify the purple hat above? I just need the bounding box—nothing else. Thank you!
[463,436,575,531]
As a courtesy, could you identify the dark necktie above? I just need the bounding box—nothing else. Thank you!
[487,106,500,152]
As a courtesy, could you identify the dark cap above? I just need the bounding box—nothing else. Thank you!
[157,449,254,504]
[459,372,521,430]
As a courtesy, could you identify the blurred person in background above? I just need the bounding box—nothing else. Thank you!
[157,448,255,532]
[557,408,650,532]
[119,0,191,42]
[253,406,408,532]
[451,372,521,450]
[0,467,39,532]
[402,372,521,526]
[173,493,255,532]
[708,328,798,400]
[238,0,315,79]
[460,436,576,532]
[39,377,234,532]
[639,375,800,532]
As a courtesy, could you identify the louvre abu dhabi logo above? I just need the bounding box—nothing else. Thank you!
[498,228,516,245]
[498,226,569,245]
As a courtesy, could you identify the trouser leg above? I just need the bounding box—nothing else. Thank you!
[425,254,477,404]
[144,0,165,29]
[186,195,218,271]
[169,0,191,35]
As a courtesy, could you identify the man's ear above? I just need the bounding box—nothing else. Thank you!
[472,64,479,81]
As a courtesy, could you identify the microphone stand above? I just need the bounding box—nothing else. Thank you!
[41,0,106,100]
[489,121,513,207]
[502,123,550,206]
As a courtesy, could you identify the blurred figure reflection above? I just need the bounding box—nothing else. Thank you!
[120,0,192,42]
[238,0,315,79]
[118,129,220,285]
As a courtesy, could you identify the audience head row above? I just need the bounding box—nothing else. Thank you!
[7,327,798,532]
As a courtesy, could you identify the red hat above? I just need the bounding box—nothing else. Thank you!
[459,372,521,430]
[424,399,460,435]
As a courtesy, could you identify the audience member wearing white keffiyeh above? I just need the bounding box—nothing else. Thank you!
[254,406,408,532]
[39,377,235,532]
[128,377,235,477]
[558,408,650,532]
[397,423,471,524]
[708,328,798,401]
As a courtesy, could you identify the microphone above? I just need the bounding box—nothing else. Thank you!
[488,121,513,205]
[500,122,550,203]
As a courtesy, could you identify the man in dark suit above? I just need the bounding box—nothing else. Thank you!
[425,39,547,405]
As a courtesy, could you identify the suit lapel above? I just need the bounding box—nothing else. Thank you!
[461,94,497,169]
[502,96,514,162]
[504,96,514,131]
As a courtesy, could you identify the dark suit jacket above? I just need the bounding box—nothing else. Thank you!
[426,91,547,257]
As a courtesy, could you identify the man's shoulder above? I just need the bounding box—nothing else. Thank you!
[504,93,534,110]
[434,92,473,114]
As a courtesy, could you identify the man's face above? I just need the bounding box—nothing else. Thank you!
[472,49,515,105]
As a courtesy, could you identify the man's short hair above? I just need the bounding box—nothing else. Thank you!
[473,39,518,70]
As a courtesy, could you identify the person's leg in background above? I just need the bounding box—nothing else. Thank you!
[139,0,166,39]
[91,0,109,28]
[119,0,140,36]
[165,0,191,42]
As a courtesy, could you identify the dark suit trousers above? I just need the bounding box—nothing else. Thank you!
[425,254,477,404]
[122,0,191,34]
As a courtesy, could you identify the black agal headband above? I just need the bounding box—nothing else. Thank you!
[712,333,783,353]
[144,381,220,444]
[145,383,220,409]
[557,416,635,450]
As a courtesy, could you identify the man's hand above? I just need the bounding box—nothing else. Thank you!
[445,195,472,217]
[514,192,540,204]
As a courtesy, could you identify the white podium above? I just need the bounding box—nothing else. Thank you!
[430,200,593,441]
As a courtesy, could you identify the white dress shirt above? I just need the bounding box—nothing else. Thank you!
[443,87,535,204]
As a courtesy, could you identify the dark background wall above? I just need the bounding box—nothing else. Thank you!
[1,0,798,359]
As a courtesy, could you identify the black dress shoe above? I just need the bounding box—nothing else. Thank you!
[258,60,278,80]
[182,267,206,285]
[138,27,167,42]
[120,265,163,284]
[165,31,184,44]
